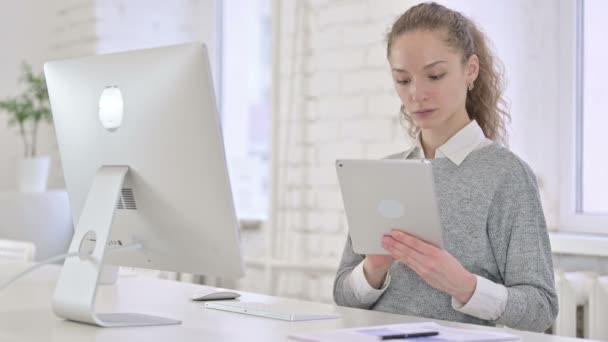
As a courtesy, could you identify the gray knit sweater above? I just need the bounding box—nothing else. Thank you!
[333,143,558,332]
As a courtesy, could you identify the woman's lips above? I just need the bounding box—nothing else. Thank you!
[414,109,436,118]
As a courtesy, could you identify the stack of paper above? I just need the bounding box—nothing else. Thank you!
[289,322,521,341]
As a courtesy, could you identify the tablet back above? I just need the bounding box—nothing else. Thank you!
[336,159,444,255]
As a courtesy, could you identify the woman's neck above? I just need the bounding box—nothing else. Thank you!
[420,112,471,159]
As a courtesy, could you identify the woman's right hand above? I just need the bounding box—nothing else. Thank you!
[362,254,394,289]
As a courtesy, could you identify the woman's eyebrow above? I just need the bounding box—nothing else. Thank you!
[391,60,447,73]
[424,60,447,69]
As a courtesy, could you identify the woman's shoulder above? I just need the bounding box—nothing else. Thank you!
[382,143,538,184]
[475,142,538,186]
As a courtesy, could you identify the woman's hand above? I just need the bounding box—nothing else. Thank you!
[362,254,394,289]
[382,230,477,303]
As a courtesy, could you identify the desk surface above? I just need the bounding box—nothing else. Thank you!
[0,262,587,342]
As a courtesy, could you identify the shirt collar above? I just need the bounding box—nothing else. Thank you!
[402,120,488,165]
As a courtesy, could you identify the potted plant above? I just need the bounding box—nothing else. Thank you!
[0,62,52,192]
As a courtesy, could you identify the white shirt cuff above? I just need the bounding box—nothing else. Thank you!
[452,275,508,321]
[349,263,391,305]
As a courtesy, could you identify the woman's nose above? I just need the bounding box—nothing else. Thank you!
[408,81,428,102]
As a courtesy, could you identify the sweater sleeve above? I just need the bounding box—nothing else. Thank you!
[333,236,389,309]
[487,159,558,332]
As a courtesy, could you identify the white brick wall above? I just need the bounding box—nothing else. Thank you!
[270,0,415,302]
[94,0,204,54]
[316,95,367,118]
[50,1,97,59]
[317,3,369,27]
[340,119,394,141]
[269,0,564,303]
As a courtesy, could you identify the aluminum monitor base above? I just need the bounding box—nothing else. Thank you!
[51,166,181,327]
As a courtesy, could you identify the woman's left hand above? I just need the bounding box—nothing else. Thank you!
[382,229,477,304]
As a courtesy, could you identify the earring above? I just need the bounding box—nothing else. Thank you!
[468,82,475,91]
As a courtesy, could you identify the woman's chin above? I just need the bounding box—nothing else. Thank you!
[412,118,439,130]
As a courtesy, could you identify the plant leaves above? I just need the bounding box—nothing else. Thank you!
[0,61,53,156]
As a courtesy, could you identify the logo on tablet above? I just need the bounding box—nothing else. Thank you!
[377,200,404,218]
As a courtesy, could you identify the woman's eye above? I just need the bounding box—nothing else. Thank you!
[429,74,446,80]
[396,79,410,85]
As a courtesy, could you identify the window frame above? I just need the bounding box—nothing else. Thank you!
[559,0,608,235]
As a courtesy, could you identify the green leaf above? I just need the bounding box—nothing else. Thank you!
[0,61,52,150]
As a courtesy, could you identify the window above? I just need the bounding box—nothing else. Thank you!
[221,0,271,221]
[560,0,608,234]
[579,0,608,214]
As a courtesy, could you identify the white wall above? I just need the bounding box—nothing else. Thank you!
[94,0,220,90]
[0,1,70,190]
[248,0,562,302]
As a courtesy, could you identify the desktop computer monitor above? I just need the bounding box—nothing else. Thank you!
[44,43,244,327]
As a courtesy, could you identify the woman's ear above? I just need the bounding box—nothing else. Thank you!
[466,54,480,84]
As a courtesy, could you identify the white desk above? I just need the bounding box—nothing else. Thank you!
[0,262,587,342]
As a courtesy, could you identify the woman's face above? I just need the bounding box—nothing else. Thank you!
[388,29,478,132]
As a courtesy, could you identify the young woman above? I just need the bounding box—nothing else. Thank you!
[333,2,558,332]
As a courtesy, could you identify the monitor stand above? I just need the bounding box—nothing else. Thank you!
[51,165,181,327]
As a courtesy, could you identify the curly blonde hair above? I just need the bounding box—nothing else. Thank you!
[386,2,510,145]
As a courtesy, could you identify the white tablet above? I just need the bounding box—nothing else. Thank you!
[336,159,444,255]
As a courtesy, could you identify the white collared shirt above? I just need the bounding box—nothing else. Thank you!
[349,120,509,321]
